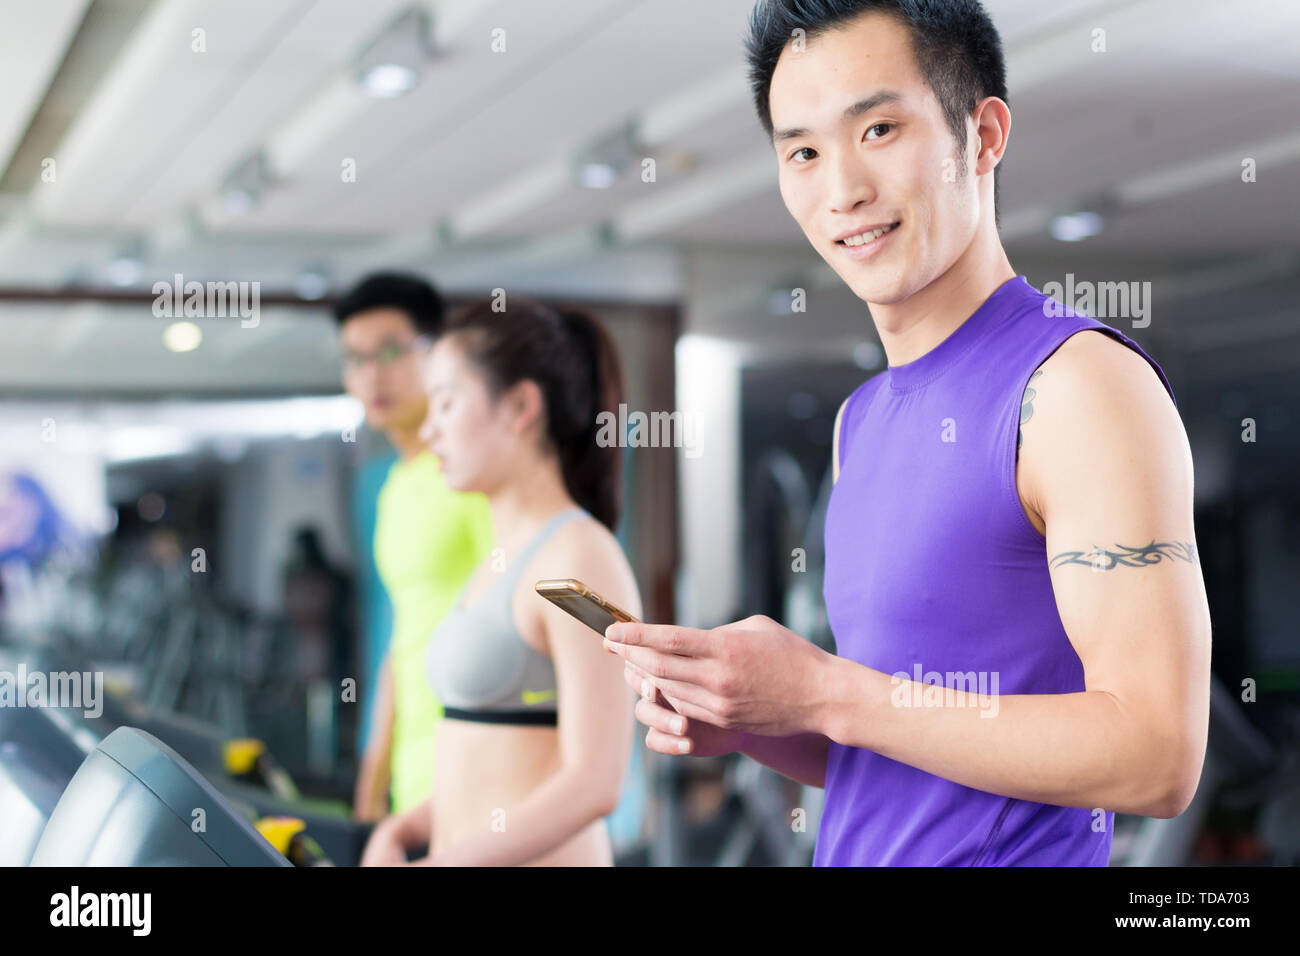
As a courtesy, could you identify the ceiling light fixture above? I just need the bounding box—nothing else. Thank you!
[573,121,642,190]
[295,268,330,300]
[1049,211,1103,242]
[218,152,271,218]
[356,9,431,99]
[163,321,202,353]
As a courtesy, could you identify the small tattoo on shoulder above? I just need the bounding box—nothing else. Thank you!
[1017,368,1044,461]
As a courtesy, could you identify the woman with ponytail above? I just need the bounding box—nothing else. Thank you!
[359,297,642,867]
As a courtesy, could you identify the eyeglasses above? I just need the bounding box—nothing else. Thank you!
[341,335,433,372]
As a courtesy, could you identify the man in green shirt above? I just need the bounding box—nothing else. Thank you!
[335,273,493,820]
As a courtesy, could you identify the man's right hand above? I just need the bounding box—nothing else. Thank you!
[624,662,748,757]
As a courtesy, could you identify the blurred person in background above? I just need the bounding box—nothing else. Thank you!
[359,299,640,866]
[335,273,493,822]
[280,525,355,767]
[281,525,352,688]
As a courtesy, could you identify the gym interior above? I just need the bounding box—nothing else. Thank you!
[1,0,1298,869]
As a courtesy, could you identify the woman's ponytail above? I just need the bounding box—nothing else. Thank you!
[441,299,626,531]
[556,308,624,531]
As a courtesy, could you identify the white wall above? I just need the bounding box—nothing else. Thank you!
[220,436,356,614]
[674,334,742,627]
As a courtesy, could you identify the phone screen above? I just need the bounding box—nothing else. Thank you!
[535,579,637,636]
[545,592,620,634]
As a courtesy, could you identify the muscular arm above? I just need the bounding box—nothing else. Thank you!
[819,331,1211,817]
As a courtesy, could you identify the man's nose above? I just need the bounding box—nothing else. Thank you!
[826,147,876,214]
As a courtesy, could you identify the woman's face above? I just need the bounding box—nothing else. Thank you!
[419,335,511,492]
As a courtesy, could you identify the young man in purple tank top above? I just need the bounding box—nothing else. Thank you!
[603,0,1211,866]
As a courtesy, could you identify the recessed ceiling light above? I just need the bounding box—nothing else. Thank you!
[1049,211,1103,242]
[163,321,202,353]
[220,188,256,216]
[355,9,429,99]
[106,256,142,287]
[573,121,640,189]
[218,153,270,217]
[577,162,618,189]
[359,63,418,98]
[295,270,330,300]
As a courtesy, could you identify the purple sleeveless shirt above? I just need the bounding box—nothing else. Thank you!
[816,275,1177,866]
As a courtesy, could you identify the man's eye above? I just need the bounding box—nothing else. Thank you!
[790,146,816,163]
[865,123,894,140]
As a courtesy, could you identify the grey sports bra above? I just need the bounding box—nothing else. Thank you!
[426,507,588,726]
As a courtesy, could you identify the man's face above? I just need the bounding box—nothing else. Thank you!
[770,11,982,307]
[339,308,428,432]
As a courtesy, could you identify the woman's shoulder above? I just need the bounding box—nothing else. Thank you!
[546,508,622,563]
[533,509,640,612]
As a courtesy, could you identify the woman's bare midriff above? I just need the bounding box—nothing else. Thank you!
[429,718,613,866]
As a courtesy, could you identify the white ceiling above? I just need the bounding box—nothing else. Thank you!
[0,0,1298,398]
[0,0,90,176]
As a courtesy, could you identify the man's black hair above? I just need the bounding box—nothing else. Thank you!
[333,271,445,336]
[744,0,1008,228]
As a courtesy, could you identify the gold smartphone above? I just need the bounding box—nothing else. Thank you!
[534,579,639,635]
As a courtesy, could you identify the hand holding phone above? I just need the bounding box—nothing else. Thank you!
[538,580,691,721]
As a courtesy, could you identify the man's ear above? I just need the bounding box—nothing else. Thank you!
[973,96,1010,177]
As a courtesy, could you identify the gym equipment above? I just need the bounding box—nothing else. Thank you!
[0,642,371,865]
[3,544,252,737]
[255,816,333,866]
[0,701,369,866]
[0,746,66,866]
[1114,672,1300,866]
[30,727,290,866]
[0,642,272,792]
[143,581,247,737]
[713,755,817,866]
[0,692,91,864]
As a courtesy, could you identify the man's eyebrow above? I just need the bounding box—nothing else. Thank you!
[772,89,904,143]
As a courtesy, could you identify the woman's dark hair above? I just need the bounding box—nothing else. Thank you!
[744,0,1008,227]
[333,271,445,336]
[441,299,625,532]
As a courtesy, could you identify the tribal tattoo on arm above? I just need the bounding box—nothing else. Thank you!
[1049,540,1198,571]
[1016,368,1043,462]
